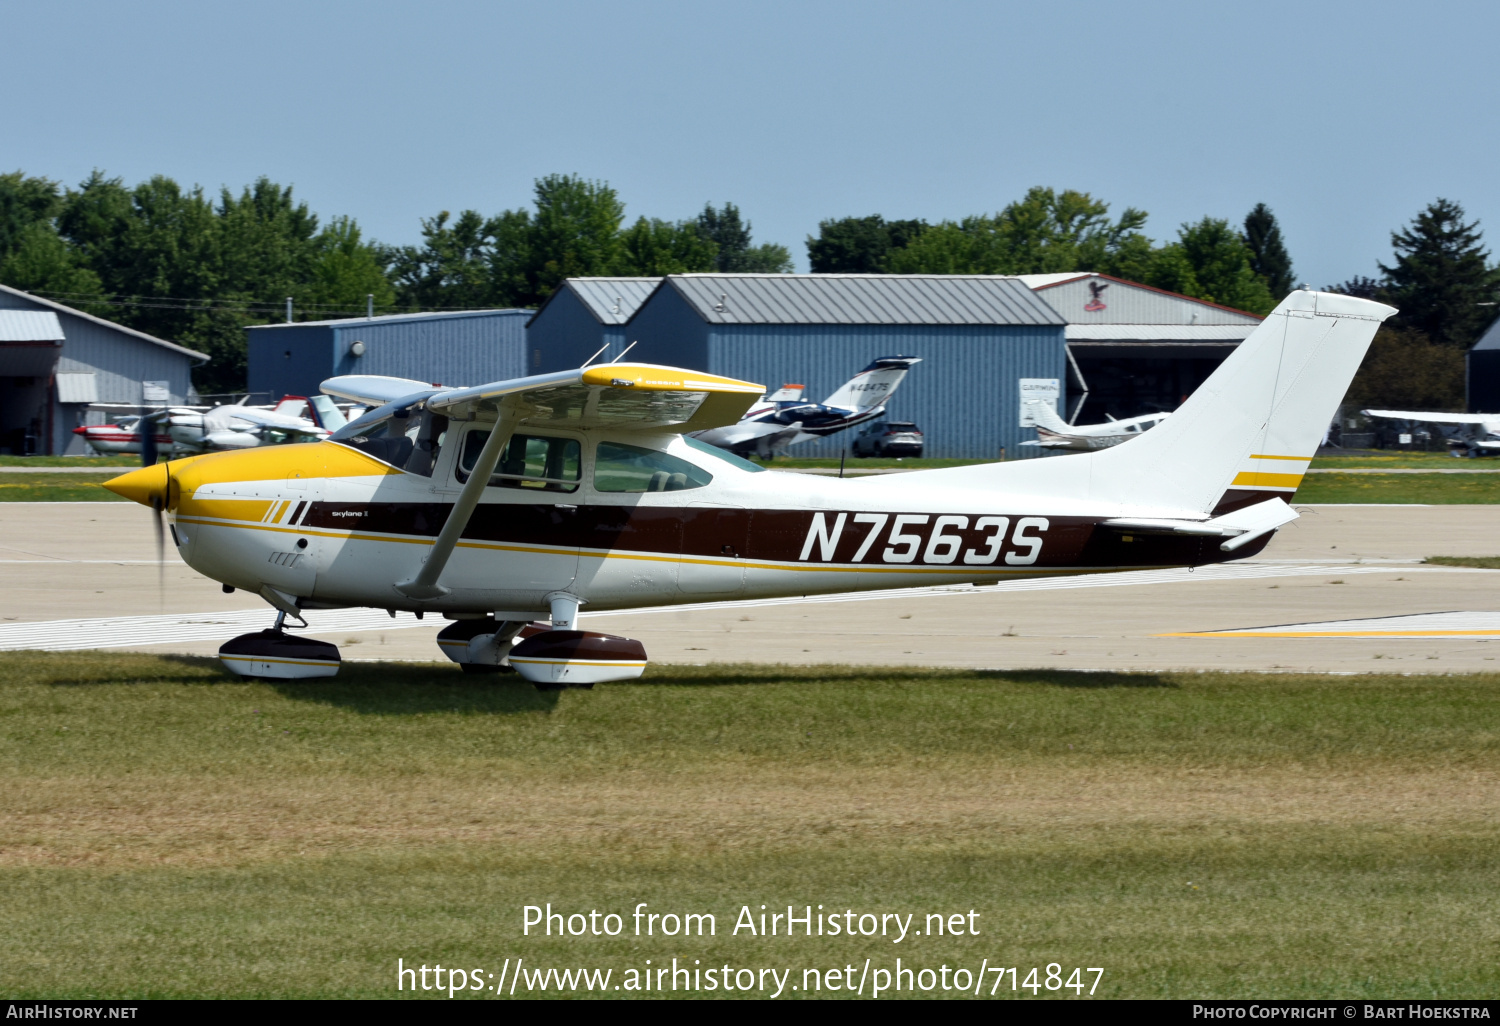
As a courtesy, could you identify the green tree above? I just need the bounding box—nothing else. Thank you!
[388,210,500,311]
[525,174,625,300]
[1347,326,1465,409]
[308,216,395,313]
[1379,198,1500,348]
[697,202,793,273]
[618,217,717,275]
[807,216,927,273]
[52,171,391,394]
[0,171,62,263]
[1172,217,1274,314]
[1243,203,1295,299]
[881,188,1148,275]
[0,221,107,313]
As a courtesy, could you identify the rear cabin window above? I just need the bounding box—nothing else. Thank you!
[459,431,581,493]
[593,441,712,493]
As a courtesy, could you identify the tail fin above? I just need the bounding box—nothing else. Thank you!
[911,291,1395,515]
[271,396,309,419]
[822,356,921,411]
[1085,290,1394,513]
[308,394,347,431]
[1023,397,1071,434]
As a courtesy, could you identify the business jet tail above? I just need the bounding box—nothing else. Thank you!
[822,356,922,412]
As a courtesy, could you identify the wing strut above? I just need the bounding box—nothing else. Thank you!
[396,404,520,601]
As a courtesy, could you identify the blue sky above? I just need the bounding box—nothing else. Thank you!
[5,0,1495,287]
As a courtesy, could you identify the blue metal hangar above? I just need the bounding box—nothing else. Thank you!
[247,308,532,401]
[0,283,207,455]
[530,274,1068,459]
[525,277,662,373]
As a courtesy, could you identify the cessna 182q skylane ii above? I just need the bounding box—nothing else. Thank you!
[103,289,1394,686]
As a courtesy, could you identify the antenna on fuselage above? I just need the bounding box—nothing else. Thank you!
[580,344,610,368]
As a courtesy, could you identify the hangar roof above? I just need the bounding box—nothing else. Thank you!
[0,310,65,342]
[0,283,208,360]
[659,274,1065,326]
[1471,315,1500,351]
[549,277,662,326]
[249,308,531,331]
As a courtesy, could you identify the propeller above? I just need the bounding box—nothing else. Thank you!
[139,410,161,467]
[135,410,169,603]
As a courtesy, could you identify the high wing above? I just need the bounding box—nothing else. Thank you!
[422,363,764,432]
[1361,408,1497,425]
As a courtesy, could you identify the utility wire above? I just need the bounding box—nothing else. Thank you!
[27,288,520,317]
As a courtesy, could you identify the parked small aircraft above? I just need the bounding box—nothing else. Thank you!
[1360,409,1500,457]
[76,396,348,459]
[691,356,921,457]
[104,290,1394,687]
[1020,399,1171,452]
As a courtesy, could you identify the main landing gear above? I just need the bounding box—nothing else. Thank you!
[437,593,649,689]
[218,609,341,680]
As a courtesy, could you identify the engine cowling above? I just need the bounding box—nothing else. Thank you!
[507,630,647,687]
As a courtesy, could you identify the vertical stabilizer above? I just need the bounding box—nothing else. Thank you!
[1086,289,1396,513]
[1023,397,1072,434]
[822,356,922,412]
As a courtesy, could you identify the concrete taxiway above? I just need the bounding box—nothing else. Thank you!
[1,502,1497,673]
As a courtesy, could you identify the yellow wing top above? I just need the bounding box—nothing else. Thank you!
[423,362,765,432]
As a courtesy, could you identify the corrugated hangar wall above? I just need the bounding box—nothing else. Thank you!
[617,275,1069,459]
[248,310,529,398]
[706,324,1066,459]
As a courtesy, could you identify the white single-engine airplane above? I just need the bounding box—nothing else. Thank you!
[1360,408,1500,458]
[692,356,920,458]
[77,396,348,459]
[1019,399,1171,452]
[104,289,1393,687]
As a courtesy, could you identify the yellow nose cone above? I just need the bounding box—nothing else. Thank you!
[104,463,169,508]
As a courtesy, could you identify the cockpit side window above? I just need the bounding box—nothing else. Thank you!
[457,430,581,493]
[593,441,712,493]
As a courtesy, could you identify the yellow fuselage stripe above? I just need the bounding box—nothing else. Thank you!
[1248,454,1312,462]
[1231,471,1303,488]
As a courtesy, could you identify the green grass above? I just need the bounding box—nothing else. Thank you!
[0,455,139,467]
[1423,556,1500,569]
[0,473,130,501]
[1292,473,1500,504]
[3,653,1499,999]
[1308,451,1479,470]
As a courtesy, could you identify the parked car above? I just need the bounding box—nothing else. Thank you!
[851,420,924,458]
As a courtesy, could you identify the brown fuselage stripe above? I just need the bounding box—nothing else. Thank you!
[284,500,1272,570]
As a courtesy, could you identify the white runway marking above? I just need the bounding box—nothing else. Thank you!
[0,561,1485,652]
[1169,610,1500,639]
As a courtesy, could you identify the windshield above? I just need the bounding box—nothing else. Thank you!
[335,408,447,475]
[594,441,712,493]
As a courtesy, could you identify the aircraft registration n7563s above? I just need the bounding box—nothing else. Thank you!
[104,289,1395,687]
